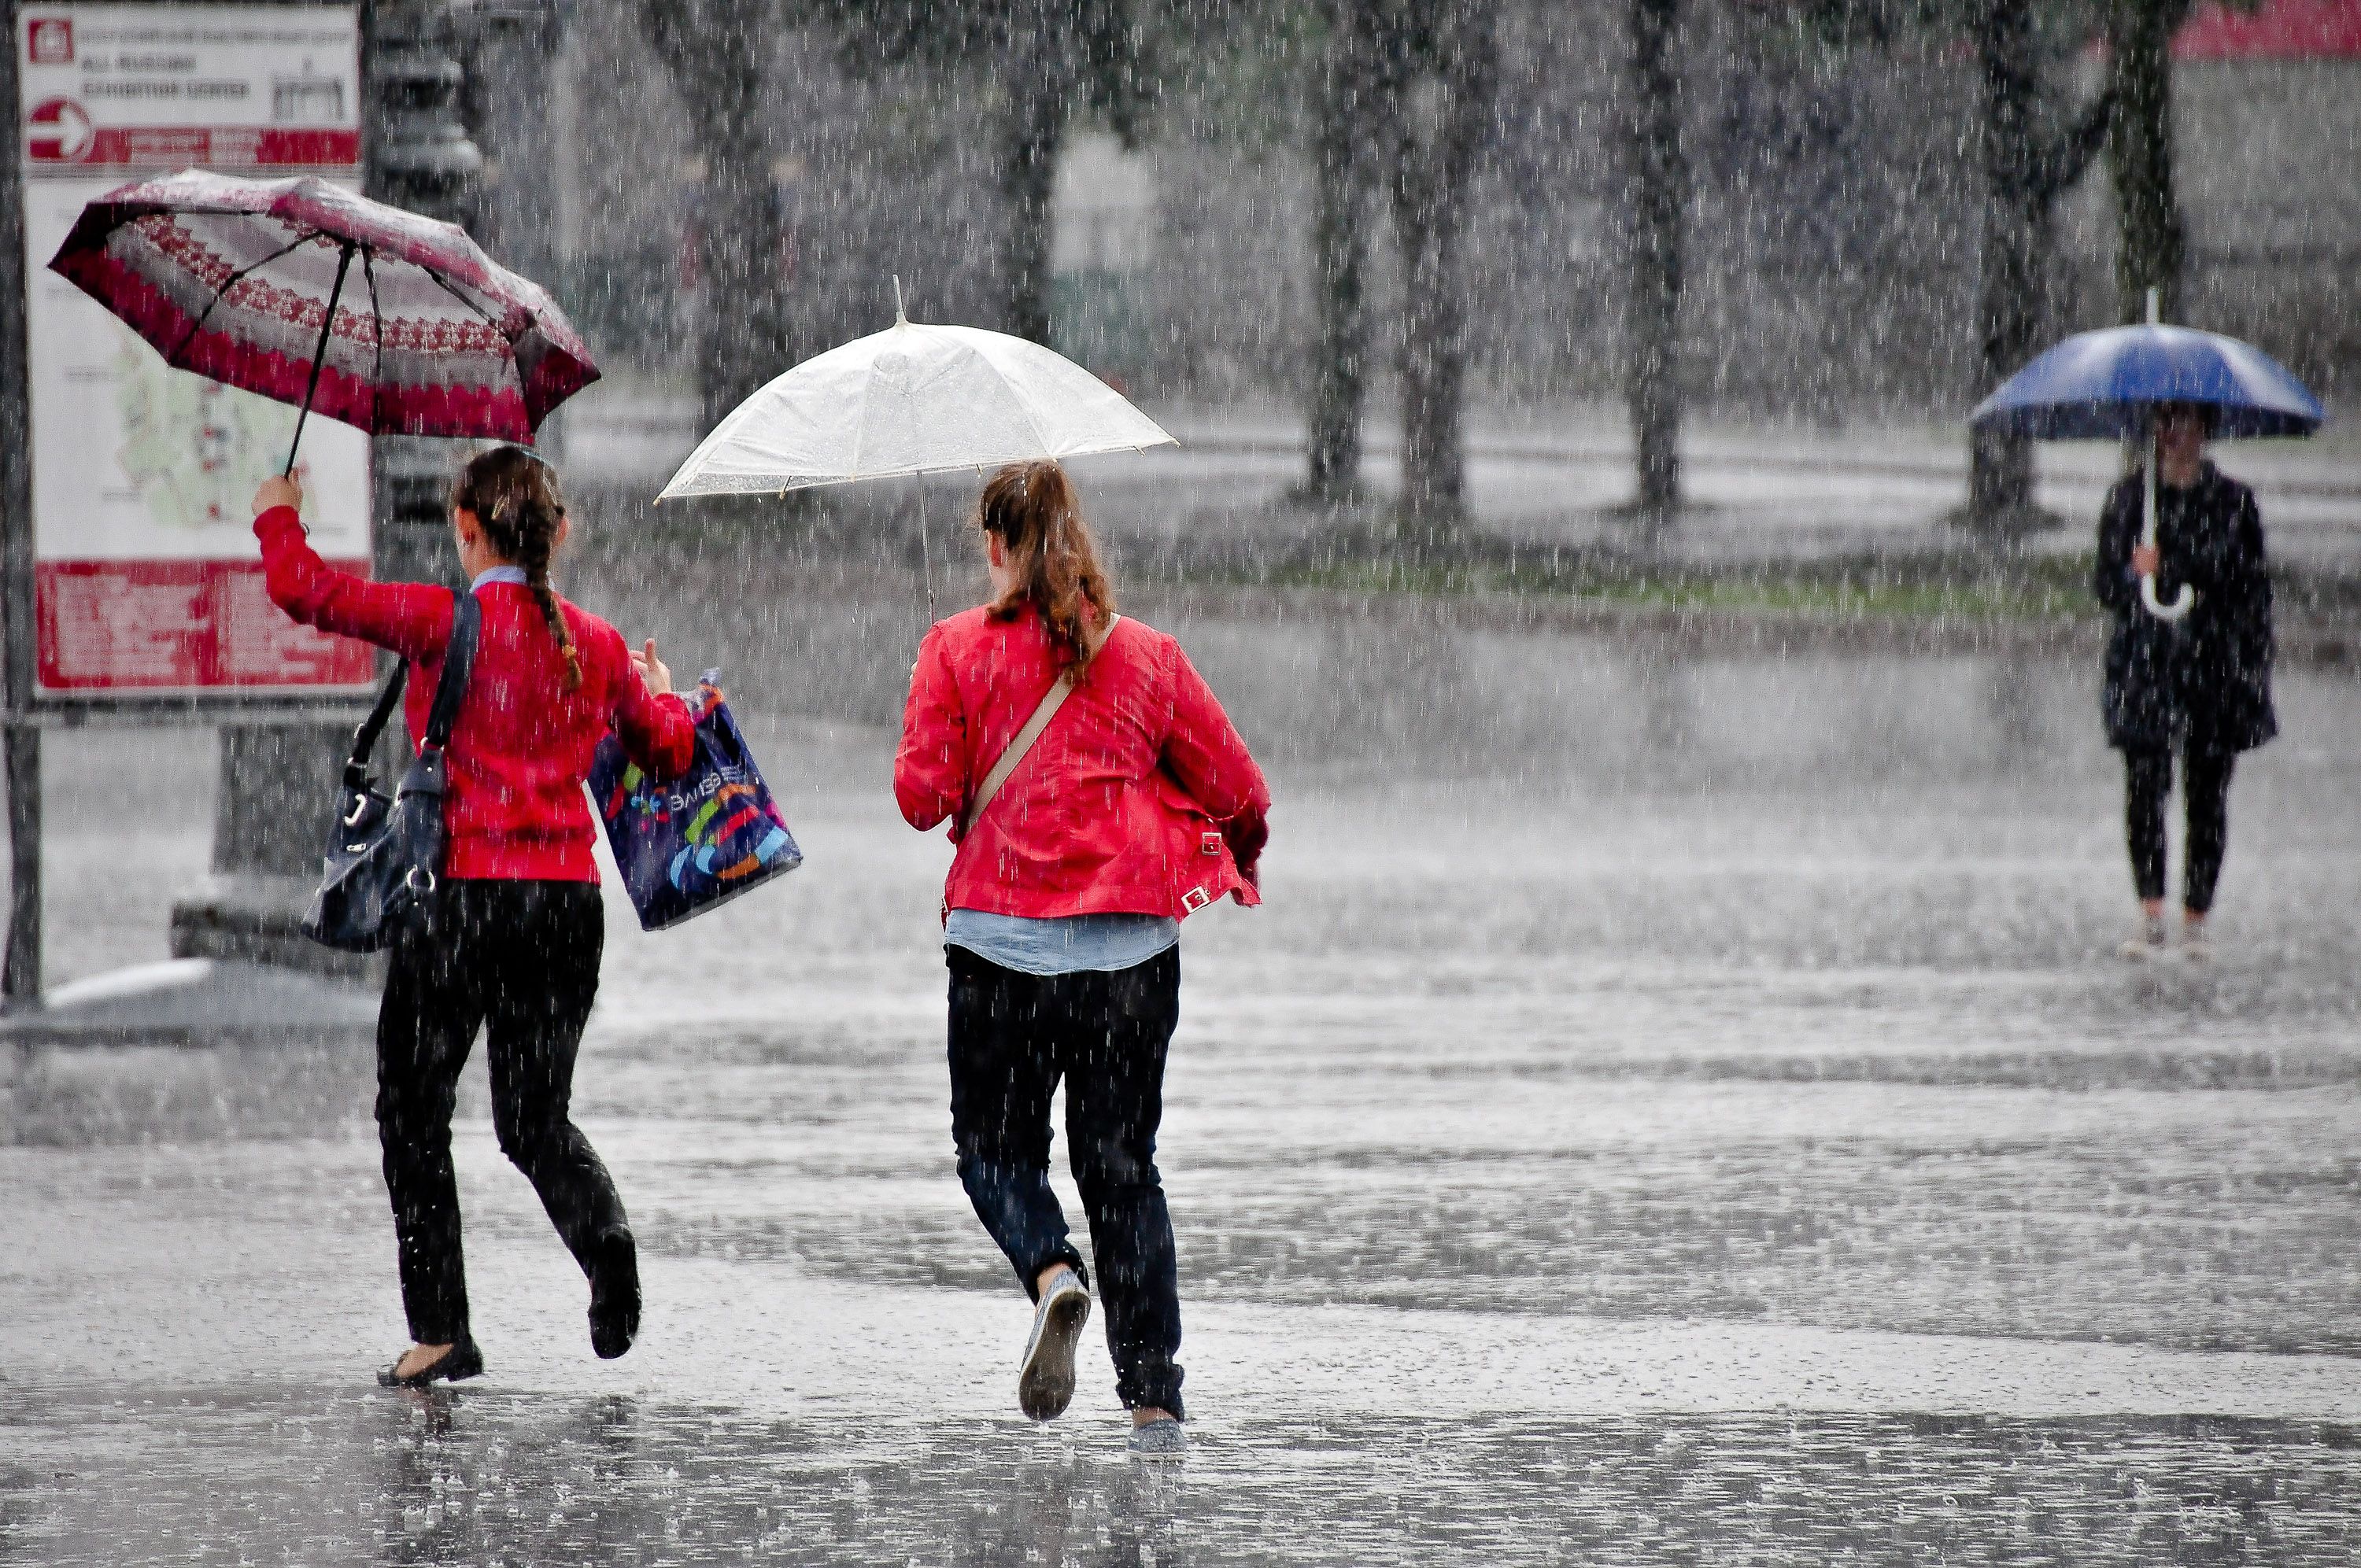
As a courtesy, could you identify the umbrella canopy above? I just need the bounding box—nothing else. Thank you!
[1971,323,2323,441]
[49,168,598,448]
[656,313,1174,500]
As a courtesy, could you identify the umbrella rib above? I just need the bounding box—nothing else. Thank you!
[417,263,506,333]
[362,245,386,436]
[416,263,526,430]
[164,227,323,370]
[971,334,1061,459]
[848,358,874,482]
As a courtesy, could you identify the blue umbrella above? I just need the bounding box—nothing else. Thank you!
[1970,295,2327,621]
[1971,324,2324,440]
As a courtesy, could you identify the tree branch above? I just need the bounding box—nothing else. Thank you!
[2030,84,2115,205]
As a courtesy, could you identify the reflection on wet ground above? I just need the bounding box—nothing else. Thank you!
[9,1391,2361,1566]
[6,607,2361,1562]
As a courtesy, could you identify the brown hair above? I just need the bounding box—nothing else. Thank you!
[978,461,1115,679]
[453,445,579,689]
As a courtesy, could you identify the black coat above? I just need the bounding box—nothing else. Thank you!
[2092,459,2277,755]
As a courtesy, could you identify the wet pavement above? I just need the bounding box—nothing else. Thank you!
[6,600,2361,1564]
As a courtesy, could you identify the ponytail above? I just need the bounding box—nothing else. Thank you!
[977,460,1114,679]
[453,445,581,690]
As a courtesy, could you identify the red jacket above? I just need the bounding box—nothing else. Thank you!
[896,603,1270,921]
[254,505,695,883]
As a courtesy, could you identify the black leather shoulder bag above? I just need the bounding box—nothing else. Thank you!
[302,591,482,952]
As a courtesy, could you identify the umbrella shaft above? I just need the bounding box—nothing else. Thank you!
[2144,429,2159,551]
[285,242,357,476]
[915,478,937,622]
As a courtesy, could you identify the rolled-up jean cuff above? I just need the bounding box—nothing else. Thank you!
[1118,1366,1184,1421]
[1021,1246,1090,1302]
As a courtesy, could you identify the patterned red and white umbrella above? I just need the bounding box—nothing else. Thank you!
[48,168,598,468]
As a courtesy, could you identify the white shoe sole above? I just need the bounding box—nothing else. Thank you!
[1017,1279,1091,1422]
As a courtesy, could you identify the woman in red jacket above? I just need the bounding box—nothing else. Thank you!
[251,446,695,1389]
[896,460,1270,1457]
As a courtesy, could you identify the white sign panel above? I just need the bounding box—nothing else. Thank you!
[17,4,371,695]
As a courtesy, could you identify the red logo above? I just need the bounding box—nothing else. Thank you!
[26,17,72,65]
[25,96,92,161]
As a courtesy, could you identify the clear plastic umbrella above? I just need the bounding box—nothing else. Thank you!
[657,283,1173,608]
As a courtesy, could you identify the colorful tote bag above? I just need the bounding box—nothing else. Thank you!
[591,672,802,931]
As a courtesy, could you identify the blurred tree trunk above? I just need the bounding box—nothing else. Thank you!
[637,1,793,433]
[813,2,1145,352]
[1624,0,1685,519]
[1387,2,1498,540]
[1968,0,2114,535]
[1001,2,1078,346]
[2105,0,2191,323]
[1304,0,1384,505]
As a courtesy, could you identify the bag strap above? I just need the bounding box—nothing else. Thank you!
[960,614,1119,837]
[419,590,482,751]
[341,661,409,788]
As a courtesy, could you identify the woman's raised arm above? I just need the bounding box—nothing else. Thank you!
[251,478,453,662]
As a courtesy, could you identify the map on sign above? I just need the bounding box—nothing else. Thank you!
[112,327,310,534]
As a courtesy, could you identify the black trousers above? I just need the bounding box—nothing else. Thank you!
[2124,747,2237,914]
[377,879,623,1345]
[947,945,1185,1419]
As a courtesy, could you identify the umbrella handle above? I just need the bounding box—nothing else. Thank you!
[2134,413,2194,622]
[284,242,357,476]
[2141,574,2195,622]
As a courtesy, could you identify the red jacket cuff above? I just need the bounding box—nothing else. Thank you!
[253,504,304,540]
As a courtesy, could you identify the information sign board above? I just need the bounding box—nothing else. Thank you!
[16,4,371,696]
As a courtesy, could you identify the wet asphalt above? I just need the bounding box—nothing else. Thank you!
[5,601,2360,1565]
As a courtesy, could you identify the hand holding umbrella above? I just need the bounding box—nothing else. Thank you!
[1971,288,2324,623]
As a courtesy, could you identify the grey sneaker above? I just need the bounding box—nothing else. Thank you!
[1129,1417,1186,1458]
[2182,921,2214,963]
[2118,915,2168,961]
[1016,1266,1091,1422]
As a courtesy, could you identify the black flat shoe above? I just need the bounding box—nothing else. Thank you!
[588,1229,640,1360]
[376,1334,483,1388]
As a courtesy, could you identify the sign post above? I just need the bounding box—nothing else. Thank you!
[2,3,39,1001]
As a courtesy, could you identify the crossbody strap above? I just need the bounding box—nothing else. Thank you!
[341,661,410,789]
[959,614,1118,837]
[419,590,482,751]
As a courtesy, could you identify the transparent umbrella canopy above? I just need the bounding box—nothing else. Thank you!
[656,284,1175,610]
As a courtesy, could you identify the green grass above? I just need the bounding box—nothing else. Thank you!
[1252,552,2104,624]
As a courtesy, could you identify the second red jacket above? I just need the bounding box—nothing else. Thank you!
[896,603,1270,921]
[255,505,694,882]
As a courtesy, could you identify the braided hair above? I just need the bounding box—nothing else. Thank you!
[453,445,581,690]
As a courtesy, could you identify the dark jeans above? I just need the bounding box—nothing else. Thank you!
[377,879,623,1345]
[2124,747,2237,914]
[947,945,1185,1419]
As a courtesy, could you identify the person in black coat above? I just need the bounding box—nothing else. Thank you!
[2093,401,2277,961]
